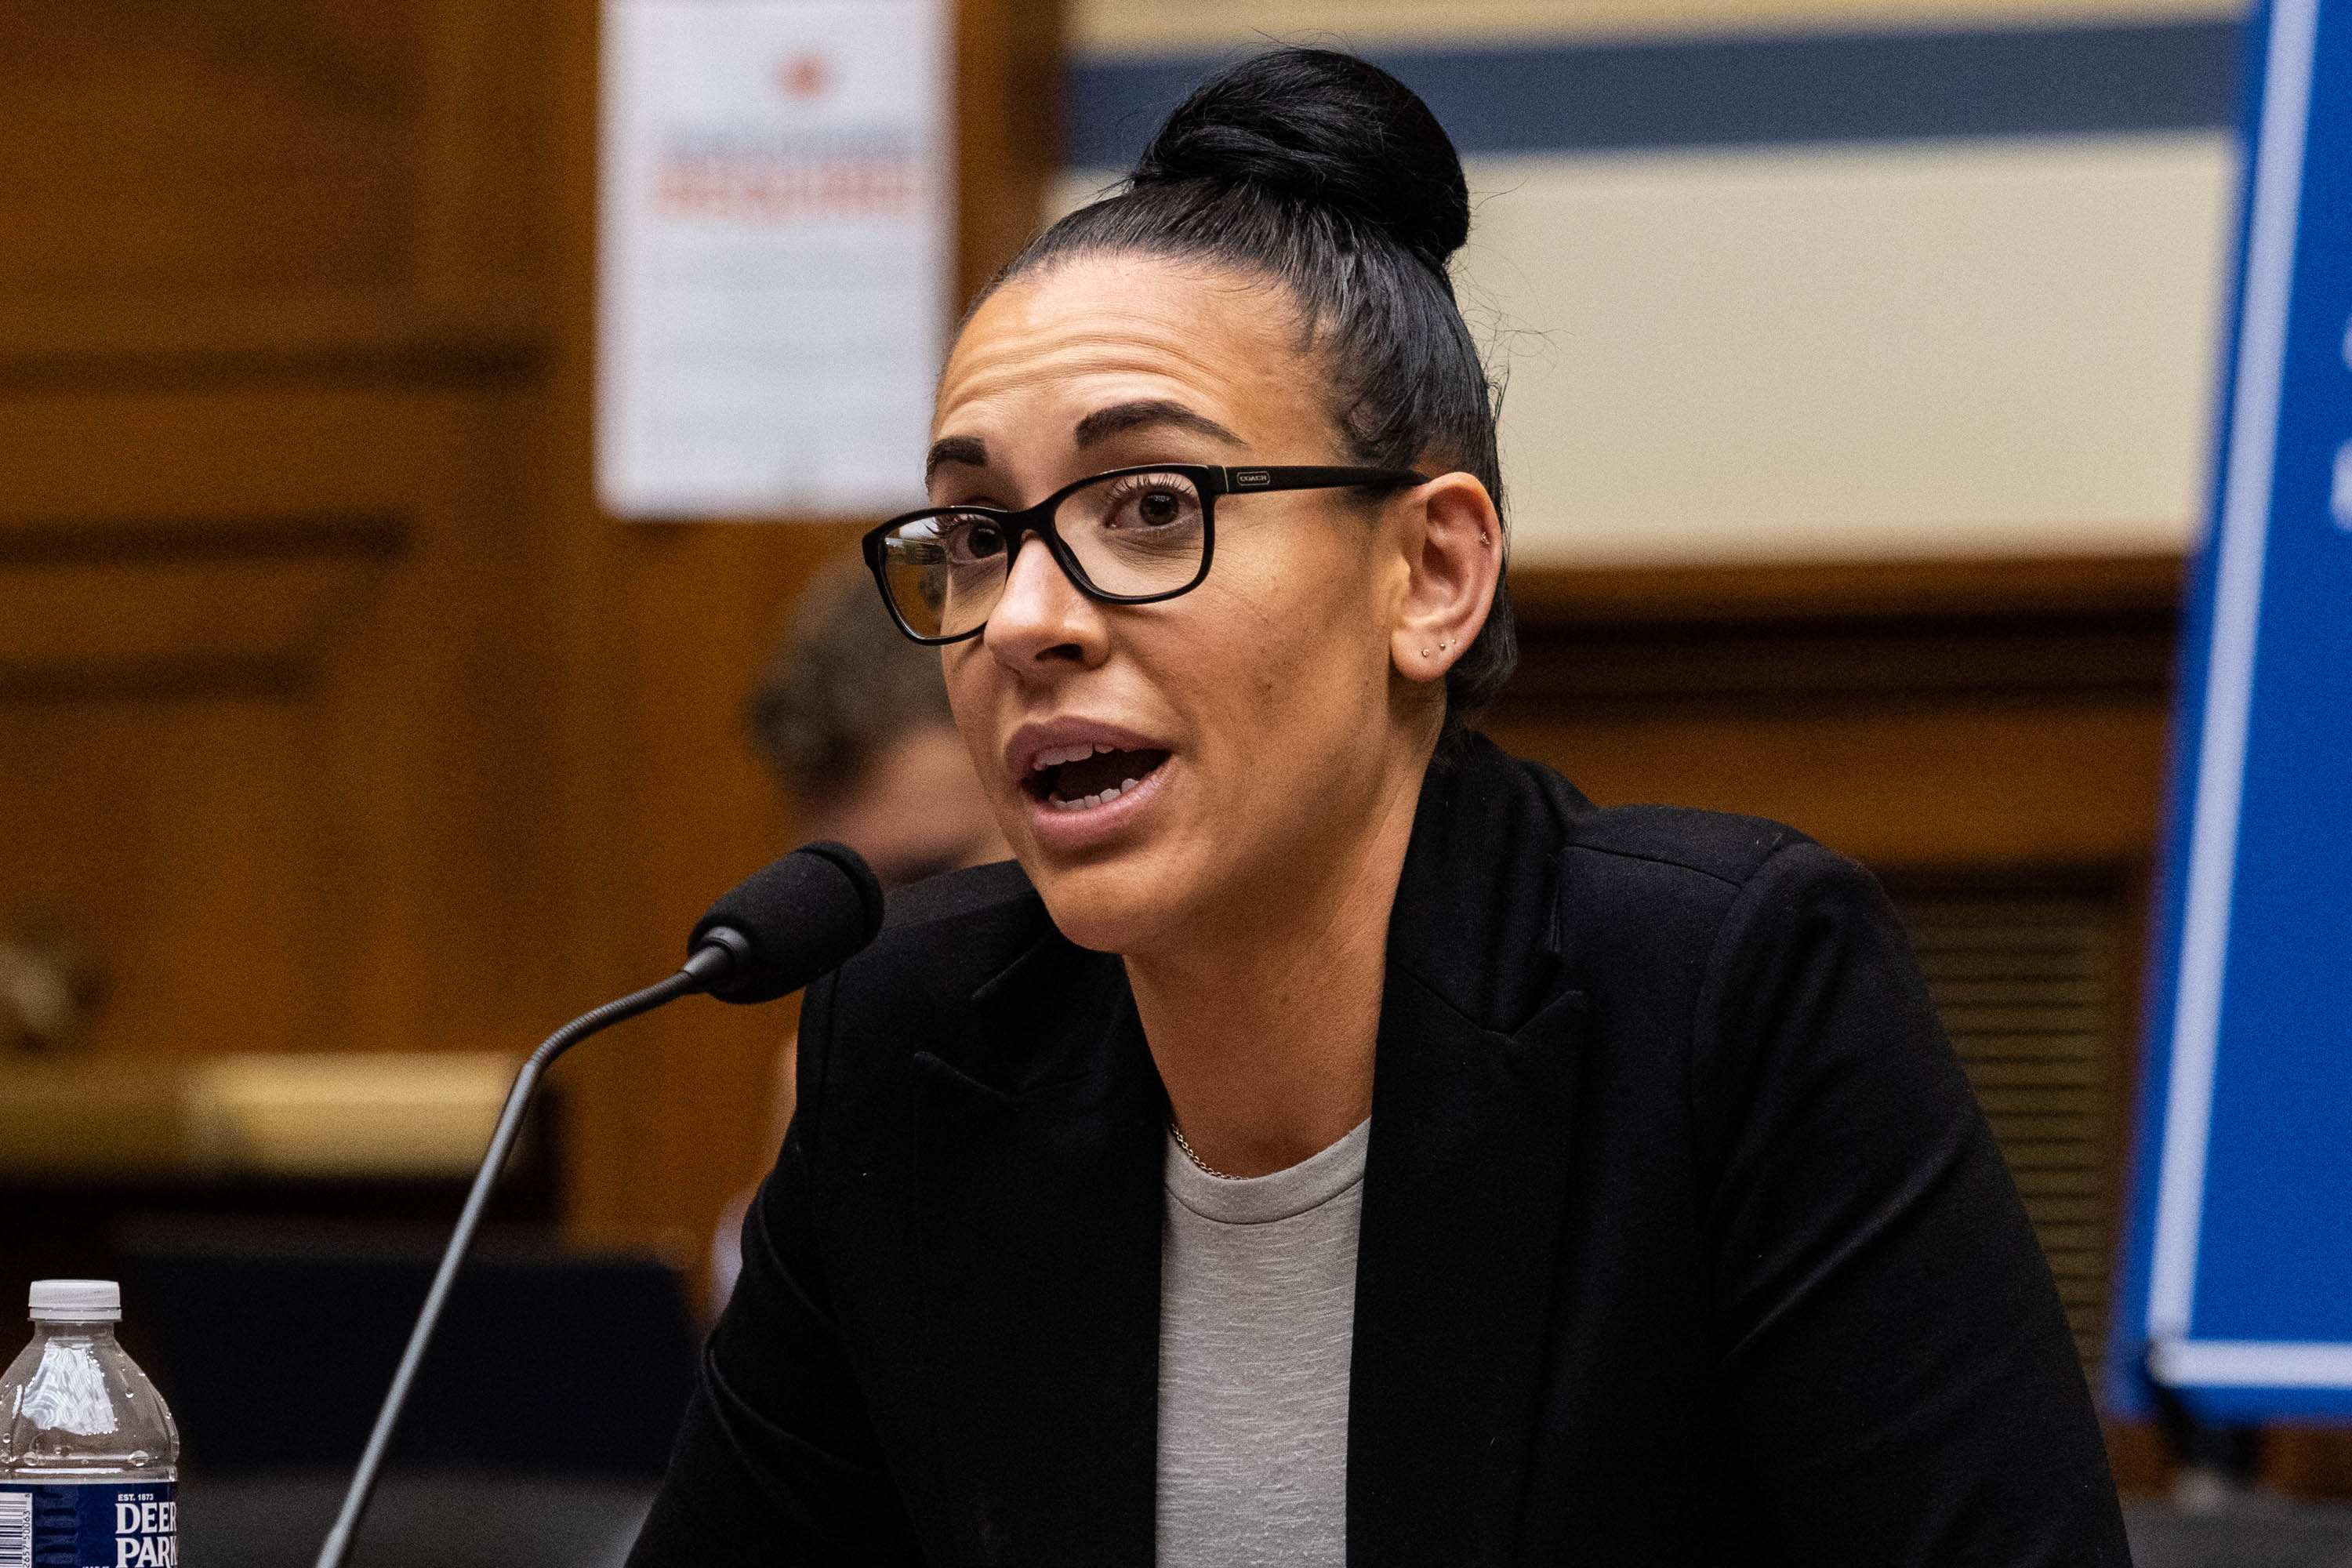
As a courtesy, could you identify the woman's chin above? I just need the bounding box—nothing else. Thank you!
[1019,837,1206,958]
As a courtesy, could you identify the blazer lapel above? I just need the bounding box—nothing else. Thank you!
[913,932,1164,1568]
[1348,975,1585,1566]
[1348,739,1592,1566]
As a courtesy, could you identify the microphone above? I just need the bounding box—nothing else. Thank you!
[691,839,885,1002]
[314,844,884,1568]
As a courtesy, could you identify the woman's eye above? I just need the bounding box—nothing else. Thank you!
[943,517,1004,562]
[1134,489,1183,526]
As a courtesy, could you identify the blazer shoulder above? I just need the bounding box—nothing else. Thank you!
[1552,797,1900,1026]
[842,858,1049,998]
[797,860,1058,1123]
[880,856,1039,932]
[1563,800,1817,891]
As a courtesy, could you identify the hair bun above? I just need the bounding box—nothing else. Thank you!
[1131,48,1470,271]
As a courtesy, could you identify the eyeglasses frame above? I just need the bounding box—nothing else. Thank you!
[861,463,1428,644]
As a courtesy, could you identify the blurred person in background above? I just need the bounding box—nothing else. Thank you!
[711,558,1010,1308]
[746,557,1011,891]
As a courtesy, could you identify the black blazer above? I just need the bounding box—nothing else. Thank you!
[630,735,2128,1566]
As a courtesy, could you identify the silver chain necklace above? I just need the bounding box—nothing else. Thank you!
[1168,1119,1243,1181]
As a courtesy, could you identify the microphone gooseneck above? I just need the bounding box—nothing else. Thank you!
[314,844,883,1568]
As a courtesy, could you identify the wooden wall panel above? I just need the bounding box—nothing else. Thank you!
[0,0,562,1104]
[1487,702,2169,868]
[0,0,424,298]
[0,378,569,1054]
[0,546,393,688]
[1,695,325,1061]
[956,0,1065,303]
[1490,557,2180,870]
[555,523,859,1258]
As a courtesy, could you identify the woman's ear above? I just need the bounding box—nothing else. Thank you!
[1389,472,1501,685]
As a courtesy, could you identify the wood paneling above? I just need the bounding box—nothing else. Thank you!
[0,0,425,298]
[0,519,401,695]
[1490,556,2180,869]
[551,522,857,1263]
[0,0,564,1098]
[1491,702,2169,867]
[956,0,1066,303]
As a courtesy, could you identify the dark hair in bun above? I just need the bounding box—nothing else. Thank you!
[1131,49,1471,275]
[988,46,1515,742]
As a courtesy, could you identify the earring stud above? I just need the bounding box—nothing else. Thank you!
[1421,647,1432,657]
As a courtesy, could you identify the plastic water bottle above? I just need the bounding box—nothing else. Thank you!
[0,1280,180,1567]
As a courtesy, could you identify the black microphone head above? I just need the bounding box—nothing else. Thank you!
[689,842,884,1003]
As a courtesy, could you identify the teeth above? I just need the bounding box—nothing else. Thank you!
[1044,775,1150,812]
[1032,742,1109,771]
[1028,740,1144,771]
[1052,782,1143,811]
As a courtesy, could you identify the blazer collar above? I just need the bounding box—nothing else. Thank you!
[1386,731,1589,1031]
[916,735,1592,1566]
[915,938,1163,1566]
[1349,735,1592,1566]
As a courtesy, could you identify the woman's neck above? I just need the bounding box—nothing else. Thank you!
[1124,752,1425,1178]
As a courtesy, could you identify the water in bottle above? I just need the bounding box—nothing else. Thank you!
[0,1280,180,1567]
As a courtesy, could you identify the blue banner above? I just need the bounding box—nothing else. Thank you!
[2114,0,2352,1421]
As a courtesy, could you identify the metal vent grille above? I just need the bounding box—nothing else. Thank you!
[1894,895,2118,1370]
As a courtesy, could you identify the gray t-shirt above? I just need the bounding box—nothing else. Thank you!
[1156,1117,1370,1568]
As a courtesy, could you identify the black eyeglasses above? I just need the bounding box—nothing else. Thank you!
[861,464,1426,644]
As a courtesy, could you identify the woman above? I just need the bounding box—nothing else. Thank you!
[630,49,2126,1566]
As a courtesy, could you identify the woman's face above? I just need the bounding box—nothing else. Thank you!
[930,253,1452,957]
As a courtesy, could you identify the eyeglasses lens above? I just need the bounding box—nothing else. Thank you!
[878,511,1005,639]
[877,471,1207,638]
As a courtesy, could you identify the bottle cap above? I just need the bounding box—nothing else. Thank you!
[28,1279,121,1322]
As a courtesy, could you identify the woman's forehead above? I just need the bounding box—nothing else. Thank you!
[933,256,1318,452]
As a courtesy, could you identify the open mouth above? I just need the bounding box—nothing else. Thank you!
[1023,742,1171,812]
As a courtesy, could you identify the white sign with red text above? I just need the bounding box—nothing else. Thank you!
[599,0,948,517]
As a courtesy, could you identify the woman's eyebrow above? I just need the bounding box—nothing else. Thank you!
[924,434,989,482]
[1073,399,1243,451]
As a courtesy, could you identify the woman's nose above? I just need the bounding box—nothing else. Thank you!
[984,535,1105,671]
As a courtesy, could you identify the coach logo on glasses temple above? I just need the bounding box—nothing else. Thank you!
[1233,470,1272,488]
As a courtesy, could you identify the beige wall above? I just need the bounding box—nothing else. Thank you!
[1075,0,2241,57]
[1058,130,2234,565]
[1058,0,2244,565]
[1458,134,2234,566]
